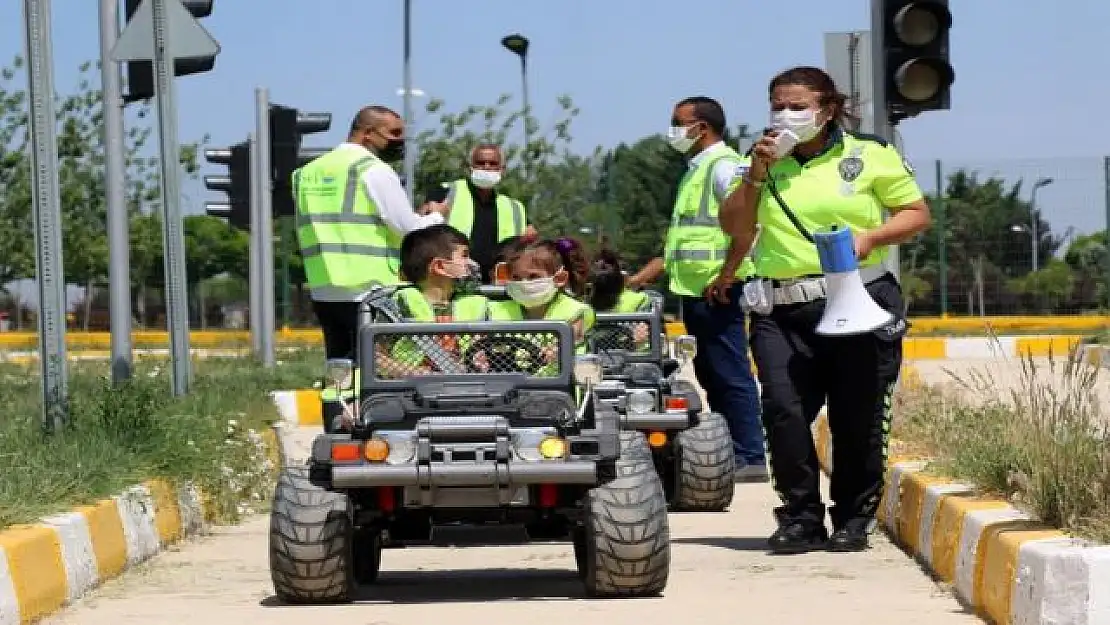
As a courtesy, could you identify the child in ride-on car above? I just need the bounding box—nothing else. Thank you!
[490,239,595,355]
[586,248,655,349]
[371,224,490,381]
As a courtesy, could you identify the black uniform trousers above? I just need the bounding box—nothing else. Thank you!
[312,300,361,361]
[749,273,906,530]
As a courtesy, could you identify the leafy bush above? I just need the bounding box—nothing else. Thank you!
[894,348,1110,542]
[0,350,321,529]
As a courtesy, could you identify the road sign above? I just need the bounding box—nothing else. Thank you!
[111,0,219,62]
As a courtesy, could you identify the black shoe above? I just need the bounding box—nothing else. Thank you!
[767,523,828,554]
[827,519,871,552]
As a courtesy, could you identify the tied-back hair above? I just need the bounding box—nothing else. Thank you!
[588,248,624,312]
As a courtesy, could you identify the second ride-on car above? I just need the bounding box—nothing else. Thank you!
[268,302,672,602]
[586,301,736,512]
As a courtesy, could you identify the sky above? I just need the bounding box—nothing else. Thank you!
[3,0,1110,306]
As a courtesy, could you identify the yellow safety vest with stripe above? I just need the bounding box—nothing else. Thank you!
[443,179,526,242]
[388,288,490,368]
[320,287,491,401]
[663,147,756,297]
[292,147,402,301]
[601,289,652,314]
[489,293,595,358]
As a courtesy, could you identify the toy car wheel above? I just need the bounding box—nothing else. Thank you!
[578,454,671,597]
[672,411,736,512]
[269,465,356,604]
[619,430,651,460]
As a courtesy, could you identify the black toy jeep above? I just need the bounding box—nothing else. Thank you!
[585,305,736,511]
[268,317,671,603]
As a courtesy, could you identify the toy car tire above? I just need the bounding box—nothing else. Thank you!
[269,465,357,604]
[578,454,671,597]
[672,411,736,511]
[618,430,652,460]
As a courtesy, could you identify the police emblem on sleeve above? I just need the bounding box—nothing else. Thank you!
[838,156,863,182]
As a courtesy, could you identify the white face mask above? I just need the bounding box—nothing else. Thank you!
[770,108,824,144]
[506,277,558,308]
[470,168,501,189]
[665,125,698,153]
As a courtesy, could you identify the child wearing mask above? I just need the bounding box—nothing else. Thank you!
[490,239,596,354]
[373,224,490,378]
[586,248,655,350]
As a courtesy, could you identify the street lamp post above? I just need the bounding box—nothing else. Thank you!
[401,0,415,194]
[396,87,425,197]
[1029,176,1054,273]
[500,33,531,179]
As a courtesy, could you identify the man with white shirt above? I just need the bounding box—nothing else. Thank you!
[627,96,767,483]
[292,105,448,361]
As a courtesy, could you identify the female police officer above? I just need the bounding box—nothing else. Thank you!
[711,66,930,554]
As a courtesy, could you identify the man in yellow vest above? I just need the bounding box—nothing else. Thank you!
[292,105,448,361]
[425,143,536,282]
[628,97,767,482]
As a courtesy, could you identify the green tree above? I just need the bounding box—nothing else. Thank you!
[0,56,206,327]
[1064,230,1109,310]
[410,93,582,230]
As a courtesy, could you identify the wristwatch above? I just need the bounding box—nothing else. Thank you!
[743,170,765,188]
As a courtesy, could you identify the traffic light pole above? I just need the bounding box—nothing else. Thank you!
[869,0,900,283]
[150,0,193,395]
[255,87,276,367]
[248,131,261,355]
[98,0,132,385]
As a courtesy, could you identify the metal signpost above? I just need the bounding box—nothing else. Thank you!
[23,0,69,431]
[248,131,261,354]
[113,0,221,395]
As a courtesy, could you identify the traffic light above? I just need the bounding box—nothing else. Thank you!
[204,141,250,229]
[122,0,219,103]
[878,0,954,124]
[270,105,332,217]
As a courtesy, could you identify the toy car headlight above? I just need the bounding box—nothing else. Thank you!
[627,390,655,415]
[574,355,603,386]
[673,335,697,361]
[324,358,354,390]
[374,430,417,465]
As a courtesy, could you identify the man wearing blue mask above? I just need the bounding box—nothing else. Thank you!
[426,144,537,283]
[628,96,767,483]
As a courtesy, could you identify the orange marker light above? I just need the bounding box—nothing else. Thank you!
[364,439,390,462]
[331,443,361,462]
[647,431,668,448]
[664,396,688,411]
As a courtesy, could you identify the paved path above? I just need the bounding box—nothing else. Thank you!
[42,422,978,625]
[911,357,1110,416]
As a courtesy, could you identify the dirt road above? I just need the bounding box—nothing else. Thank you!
[43,423,978,625]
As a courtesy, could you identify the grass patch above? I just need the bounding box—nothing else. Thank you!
[0,349,323,530]
[894,347,1110,542]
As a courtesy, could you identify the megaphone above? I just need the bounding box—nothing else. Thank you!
[814,226,893,336]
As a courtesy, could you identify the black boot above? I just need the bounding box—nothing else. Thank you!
[768,522,828,555]
[827,518,871,552]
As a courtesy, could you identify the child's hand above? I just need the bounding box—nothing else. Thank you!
[541,343,557,363]
[633,323,650,344]
[471,350,491,372]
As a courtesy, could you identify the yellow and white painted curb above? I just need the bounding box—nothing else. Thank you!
[811,399,1110,624]
[0,480,204,624]
[269,389,323,427]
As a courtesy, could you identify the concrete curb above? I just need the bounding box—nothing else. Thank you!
[810,386,1110,624]
[0,427,283,625]
[269,389,323,427]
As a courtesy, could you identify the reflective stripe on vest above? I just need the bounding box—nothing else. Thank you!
[292,148,402,301]
[443,180,525,242]
[664,148,754,296]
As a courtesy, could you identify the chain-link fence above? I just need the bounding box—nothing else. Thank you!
[902,156,1110,316]
[369,326,566,379]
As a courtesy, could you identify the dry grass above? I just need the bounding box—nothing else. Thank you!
[893,345,1110,543]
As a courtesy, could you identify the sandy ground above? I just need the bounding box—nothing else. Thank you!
[910,357,1110,417]
[43,413,979,625]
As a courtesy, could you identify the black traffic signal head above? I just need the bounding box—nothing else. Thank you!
[879,0,954,123]
[204,141,250,229]
[123,0,218,103]
[270,105,332,217]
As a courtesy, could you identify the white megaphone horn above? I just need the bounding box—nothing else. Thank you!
[814,226,893,336]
